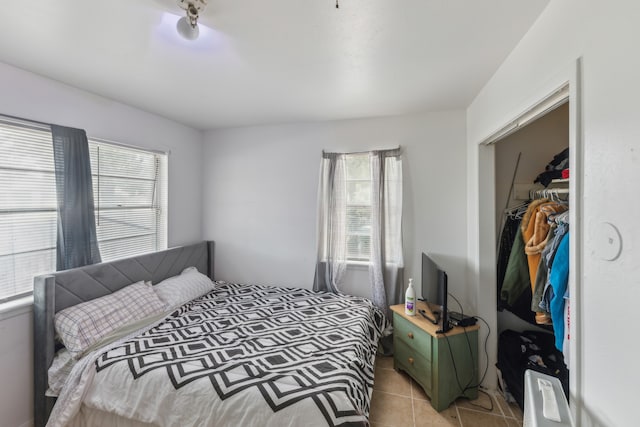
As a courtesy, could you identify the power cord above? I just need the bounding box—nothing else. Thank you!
[437,296,475,394]
[435,293,493,412]
[471,314,492,387]
[470,389,495,412]
[448,293,492,387]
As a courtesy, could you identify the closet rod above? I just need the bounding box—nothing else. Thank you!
[529,188,569,200]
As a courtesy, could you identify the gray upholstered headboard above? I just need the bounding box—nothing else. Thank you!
[33,241,215,427]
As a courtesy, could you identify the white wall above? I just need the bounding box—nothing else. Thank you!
[0,62,204,247]
[467,1,640,426]
[0,61,203,427]
[202,111,470,310]
[0,308,33,427]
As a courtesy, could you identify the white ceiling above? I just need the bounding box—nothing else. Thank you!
[0,0,549,130]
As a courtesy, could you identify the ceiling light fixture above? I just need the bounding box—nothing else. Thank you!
[176,0,207,40]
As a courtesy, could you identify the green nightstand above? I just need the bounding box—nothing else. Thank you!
[390,301,479,411]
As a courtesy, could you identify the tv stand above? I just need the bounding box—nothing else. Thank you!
[390,301,479,411]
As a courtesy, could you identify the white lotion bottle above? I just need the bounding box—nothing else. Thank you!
[405,278,416,316]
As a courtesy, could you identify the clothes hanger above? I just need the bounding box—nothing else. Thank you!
[505,200,530,219]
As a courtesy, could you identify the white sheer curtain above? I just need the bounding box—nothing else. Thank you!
[313,153,348,293]
[369,149,404,313]
[314,148,404,310]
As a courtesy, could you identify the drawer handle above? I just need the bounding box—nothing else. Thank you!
[408,357,414,365]
[407,332,414,339]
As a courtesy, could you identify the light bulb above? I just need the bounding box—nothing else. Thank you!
[176,16,199,40]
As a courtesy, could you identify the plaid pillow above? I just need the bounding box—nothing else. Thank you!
[153,267,216,309]
[54,281,166,359]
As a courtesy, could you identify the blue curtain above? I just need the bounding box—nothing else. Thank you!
[52,125,101,270]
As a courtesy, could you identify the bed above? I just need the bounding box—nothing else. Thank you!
[34,241,386,427]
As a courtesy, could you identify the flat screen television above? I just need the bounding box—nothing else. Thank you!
[421,253,451,333]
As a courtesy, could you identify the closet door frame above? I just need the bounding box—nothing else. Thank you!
[475,58,583,424]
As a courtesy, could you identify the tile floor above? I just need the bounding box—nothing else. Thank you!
[370,356,523,427]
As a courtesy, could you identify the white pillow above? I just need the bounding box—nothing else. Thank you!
[54,281,166,359]
[153,267,215,309]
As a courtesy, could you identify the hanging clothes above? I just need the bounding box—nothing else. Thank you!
[549,232,570,351]
[531,240,552,315]
[500,227,530,307]
[497,214,522,306]
[522,201,567,324]
[538,221,569,313]
[532,219,568,312]
[498,213,539,325]
[520,199,547,290]
[502,282,537,324]
[498,202,541,325]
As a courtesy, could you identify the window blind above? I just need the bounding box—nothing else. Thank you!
[0,116,168,303]
[0,118,56,302]
[89,140,168,263]
[345,154,372,261]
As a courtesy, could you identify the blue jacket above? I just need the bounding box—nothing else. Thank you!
[549,232,569,351]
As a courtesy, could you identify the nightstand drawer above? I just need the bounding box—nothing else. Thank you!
[393,313,432,360]
[394,337,432,393]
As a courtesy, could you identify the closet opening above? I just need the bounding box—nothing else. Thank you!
[495,100,569,334]
[494,99,570,410]
[475,67,582,424]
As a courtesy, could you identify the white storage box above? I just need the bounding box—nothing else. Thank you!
[523,370,573,427]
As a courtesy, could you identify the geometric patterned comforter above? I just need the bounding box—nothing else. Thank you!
[93,283,387,426]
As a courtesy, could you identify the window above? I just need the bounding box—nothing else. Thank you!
[0,116,168,303]
[314,148,403,300]
[89,140,168,261]
[344,154,372,261]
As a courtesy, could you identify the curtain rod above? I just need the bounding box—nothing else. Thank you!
[322,146,401,157]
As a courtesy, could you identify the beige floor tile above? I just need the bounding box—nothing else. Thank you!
[505,418,523,427]
[455,392,500,415]
[369,390,415,426]
[411,379,430,401]
[413,398,459,427]
[508,402,524,421]
[457,408,508,427]
[493,392,514,418]
[374,366,412,397]
[376,355,395,370]
[370,362,523,427]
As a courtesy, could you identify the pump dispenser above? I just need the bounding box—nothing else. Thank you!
[405,278,416,316]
